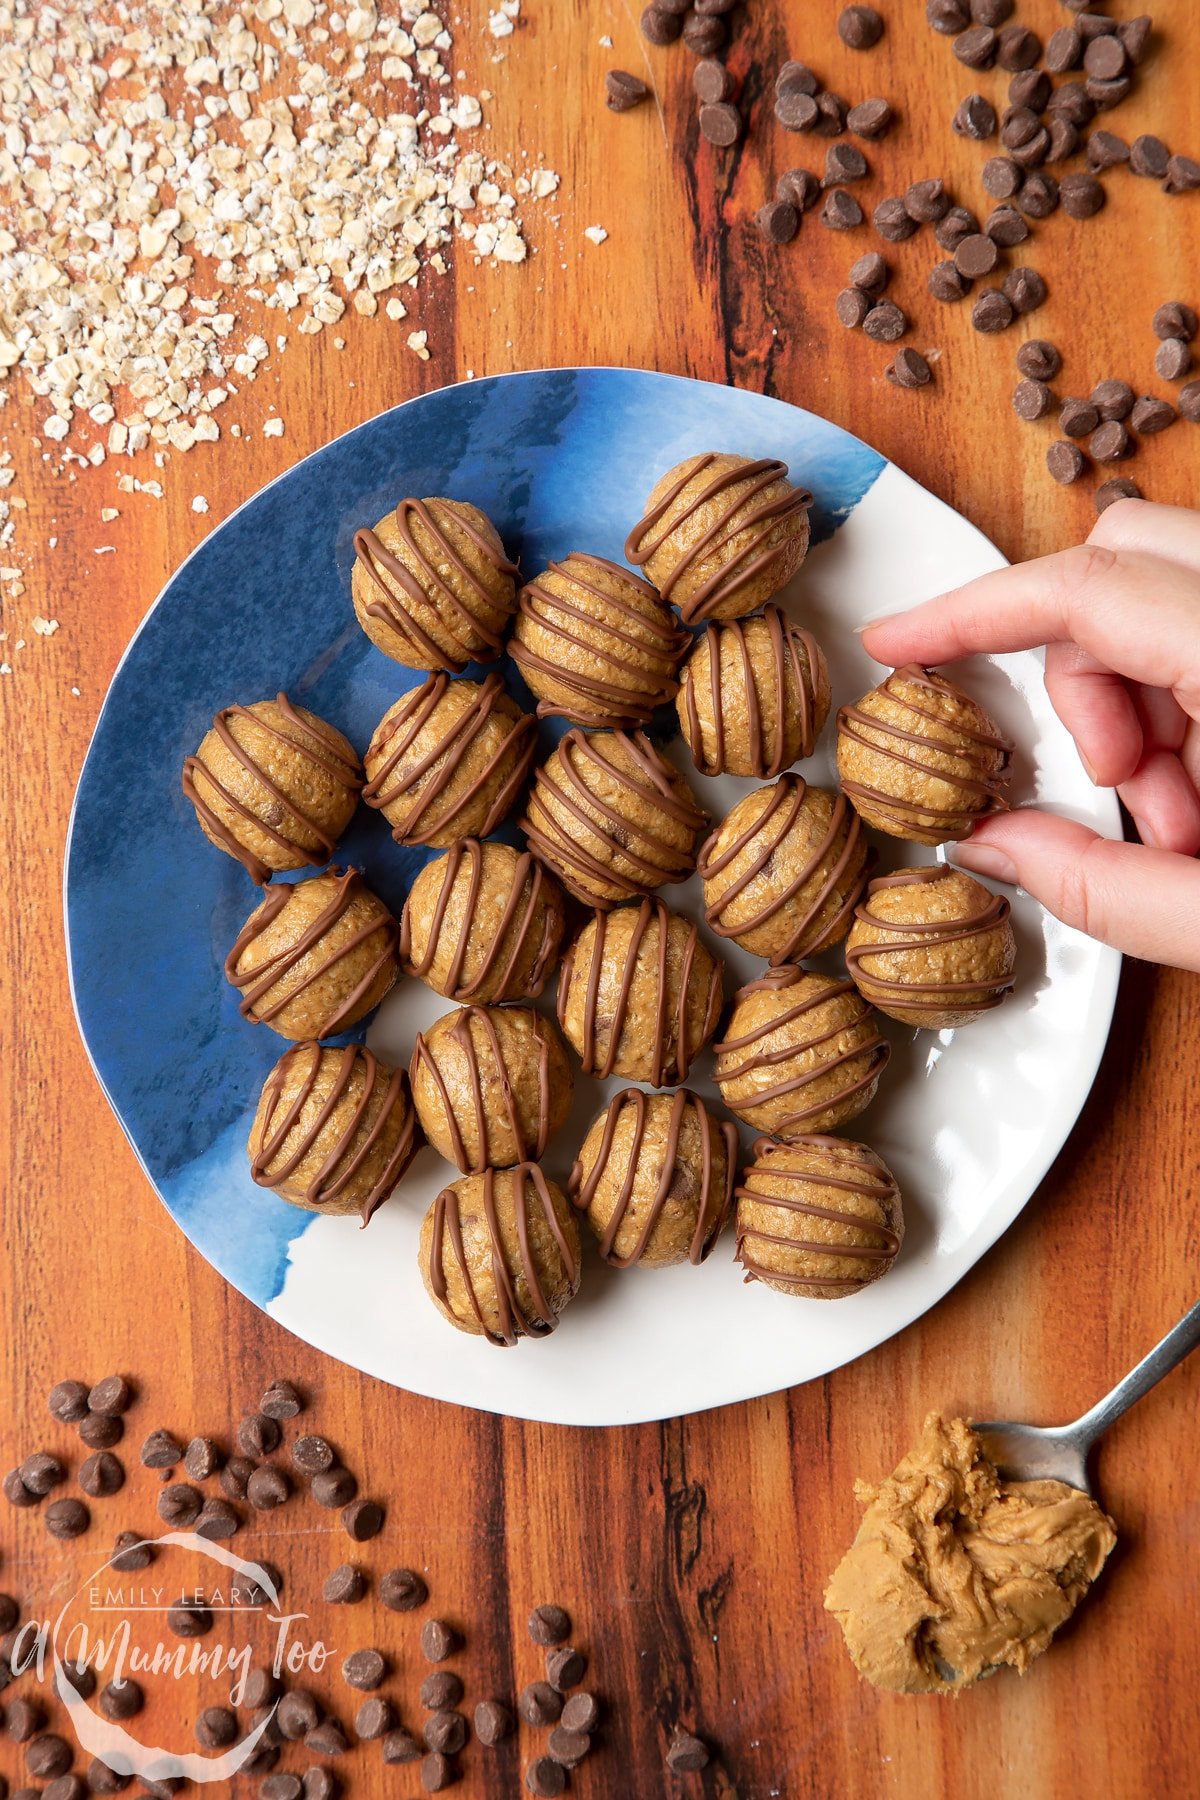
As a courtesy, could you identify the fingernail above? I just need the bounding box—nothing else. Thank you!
[1079,750,1099,785]
[950,842,1018,884]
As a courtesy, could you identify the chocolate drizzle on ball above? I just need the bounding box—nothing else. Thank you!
[225,868,398,1037]
[837,665,1013,839]
[712,967,890,1137]
[428,1165,579,1346]
[556,897,723,1087]
[182,694,363,884]
[362,673,536,845]
[249,1042,418,1224]
[520,728,706,906]
[679,604,825,778]
[400,840,563,1002]
[624,454,813,624]
[696,775,868,963]
[353,498,518,670]
[509,552,688,727]
[846,864,1015,1011]
[568,1087,738,1268]
[410,1007,560,1174]
[735,1135,901,1294]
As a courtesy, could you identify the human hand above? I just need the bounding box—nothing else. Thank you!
[859,499,1200,973]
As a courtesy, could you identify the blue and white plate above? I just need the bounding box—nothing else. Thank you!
[65,369,1120,1425]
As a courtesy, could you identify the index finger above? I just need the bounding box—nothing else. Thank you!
[859,544,1200,700]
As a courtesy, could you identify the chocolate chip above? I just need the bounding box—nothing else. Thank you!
[1017,338,1061,382]
[1088,73,1133,105]
[1119,15,1152,62]
[1130,396,1175,434]
[1077,10,1117,39]
[1045,25,1082,72]
[561,1692,600,1733]
[311,1467,357,1509]
[1090,379,1135,422]
[847,98,892,138]
[1047,440,1086,484]
[927,0,969,32]
[182,1437,223,1481]
[44,1777,87,1800]
[86,1759,131,1795]
[825,143,868,185]
[49,1381,90,1424]
[1002,266,1046,314]
[547,1727,591,1768]
[195,1496,241,1540]
[1090,421,1131,463]
[887,348,933,388]
[246,1466,289,1512]
[168,1600,211,1637]
[905,177,950,222]
[821,190,864,230]
[1012,126,1050,168]
[667,1733,711,1773]
[213,1456,250,1502]
[420,1620,458,1664]
[972,289,1014,333]
[27,1734,73,1778]
[1000,107,1039,151]
[606,69,649,112]
[45,1497,90,1538]
[97,1677,144,1722]
[1009,69,1051,112]
[195,1706,237,1748]
[21,1452,65,1496]
[1153,303,1198,342]
[972,0,1013,23]
[953,93,996,139]
[545,1646,587,1692]
[78,1452,123,1499]
[776,168,821,212]
[424,1710,468,1755]
[1087,130,1130,171]
[1060,396,1100,438]
[302,1772,337,1800]
[382,1730,423,1764]
[291,1435,334,1476]
[776,61,819,96]
[278,1693,322,1740]
[237,1414,281,1460]
[936,206,979,250]
[834,288,868,330]
[873,197,918,241]
[1156,339,1193,381]
[998,24,1041,69]
[1083,33,1127,81]
[692,59,731,103]
[699,101,741,146]
[1164,155,1200,194]
[682,11,725,54]
[260,1779,302,1800]
[355,1696,395,1740]
[420,1672,464,1712]
[79,1413,123,1450]
[88,1377,132,1417]
[323,1563,365,1605]
[954,232,998,278]
[421,1752,456,1794]
[849,251,888,295]
[1130,134,1170,178]
[982,156,1023,199]
[110,1530,154,1572]
[1044,115,1079,163]
[140,1430,181,1471]
[776,89,818,132]
[814,92,848,136]
[474,1700,513,1746]
[343,1649,387,1692]
[525,1759,566,1798]
[58,1657,96,1701]
[1095,477,1142,512]
[1018,172,1060,218]
[0,1593,17,1637]
[931,260,971,305]
[839,5,884,49]
[518,1682,563,1727]
[243,1669,280,1708]
[306,1720,350,1758]
[954,24,996,67]
[1047,82,1095,128]
[157,1481,201,1526]
[756,200,799,245]
[863,299,907,342]
[342,1497,383,1542]
[985,204,1028,246]
[1013,379,1053,421]
[640,7,681,45]
[381,1567,427,1613]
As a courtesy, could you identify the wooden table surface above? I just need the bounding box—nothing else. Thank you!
[3,2,1199,1795]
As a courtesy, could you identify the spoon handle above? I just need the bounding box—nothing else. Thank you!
[1074,1295,1200,1451]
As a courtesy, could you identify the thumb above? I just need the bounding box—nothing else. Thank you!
[949,810,1200,973]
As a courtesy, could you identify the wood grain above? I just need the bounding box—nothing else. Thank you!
[2,1,1199,1795]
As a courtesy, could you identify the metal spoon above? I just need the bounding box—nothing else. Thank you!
[975,1295,1200,1494]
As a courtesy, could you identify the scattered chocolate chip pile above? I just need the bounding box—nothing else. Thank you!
[2,1373,719,1793]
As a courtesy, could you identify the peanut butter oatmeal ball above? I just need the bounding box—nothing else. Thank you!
[837,664,1013,844]
[735,1136,903,1299]
[182,694,362,884]
[351,496,518,674]
[556,898,724,1087]
[569,1088,738,1269]
[509,553,688,728]
[846,864,1017,1029]
[363,673,535,848]
[225,867,399,1040]
[712,967,889,1140]
[520,728,706,909]
[676,605,831,778]
[400,840,566,1004]
[248,1042,420,1223]
[697,776,869,965]
[418,1165,581,1346]
[410,1005,573,1175]
[625,453,812,623]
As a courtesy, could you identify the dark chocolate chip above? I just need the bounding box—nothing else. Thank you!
[291,1435,334,1476]
[776,168,821,212]
[167,1600,212,1637]
[606,69,649,112]
[873,197,918,241]
[220,1455,254,1500]
[421,1672,464,1711]
[301,1770,337,1800]
[666,1733,711,1773]
[248,1467,290,1511]
[905,177,950,222]
[110,1530,154,1572]
[1119,15,1152,61]
[474,1700,513,1746]
[836,287,870,328]
[1047,440,1086,484]
[381,1567,427,1613]
[260,1778,302,1800]
[195,1496,240,1540]
[1156,339,1192,381]
[561,1692,601,1733]
[305,1720,350,1758]
[420,1619,458,1663]
[640,7,681,45]
[278,1693,322,1741]
[1044,116,1079,163]
[1045,25,1082,72]
[953,24,996,67]
[776,89,819,132]
[952,93,996,139]
[195,1706,237,1748]
[971,0,1012,24]
[997,23,1041,69]
[1000,106,1039,151]
[424,1710,468,1755]
[26,1734,74,1778]
[311,1467,356,1509]
[838,5,884,49]
[421,1751,456,1794]
[1009,70,1050,112]
[682,11,725,54]
[324,1563,365,1605]
[693,60,732,104]
[49,1381,90,1424]
[79,1413,123,1450]
[847,98,892,138]
[887,348,933,388]
[1013,379,1053,421]
[1002,266,1047,314]
[936,206,979,250]
[6,1695,44,1739]
[982,156,1023,199]
[820,190,864,230]
[525,1758,566,1797]
[1130,397,1176,435]
[814,92,848,136]
[824,143,868,185]
[140,1431,182,1471]
[985,204,1028,246]
[1095,478,1142,512]
[1060,396,1100,438]
[355,1696,395,1740]
[237,1414,281,1460]
[79,1452,124,1498]
[243,1668,280,1708]
[183,1437,224,1481]
[756,200,800,245]
[518,1682,563,1727]
[1087,130,1129,171]
[548,1727,591,1768]
[342,1497,383,1541]
[927,0,969,33]
[863,299,908,342]
[546,1646,587,1692]
[157,1482,202,1527]
[1164,155,1200,194]
[776,61,819,97]
[382,1729,423,1764]
[99,1678,143,1721]
[972,289,1015,333]
[88,1377,132,1417]
[45,1497,90,1539]
[929,261,969,303]
[1153,303,1198,342]
[1018,172,1060,218]
[343,1649,387,1692]
[1017,338,1062,382]
[954,232,998,278]
[849,251,888,294]
[699,101,741,146]
[1090,379,1134,422]
[21,1452,65,1496]
[1130,134,1170,179]
[1046,82,1094,127]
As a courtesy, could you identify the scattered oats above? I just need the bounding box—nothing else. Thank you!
[95,547,116,555]
[100,509,120,523]
[43,417,70,443]
[71,685,80,696]
[385,298,408,320]
[263,418,285,437]
[0,664,11,676]
[599,35,613,47]
[33,616,59,636]
[584,226,609,246]
[192,496,210,514]
[407,330,431,359]
[488,9,514,37]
